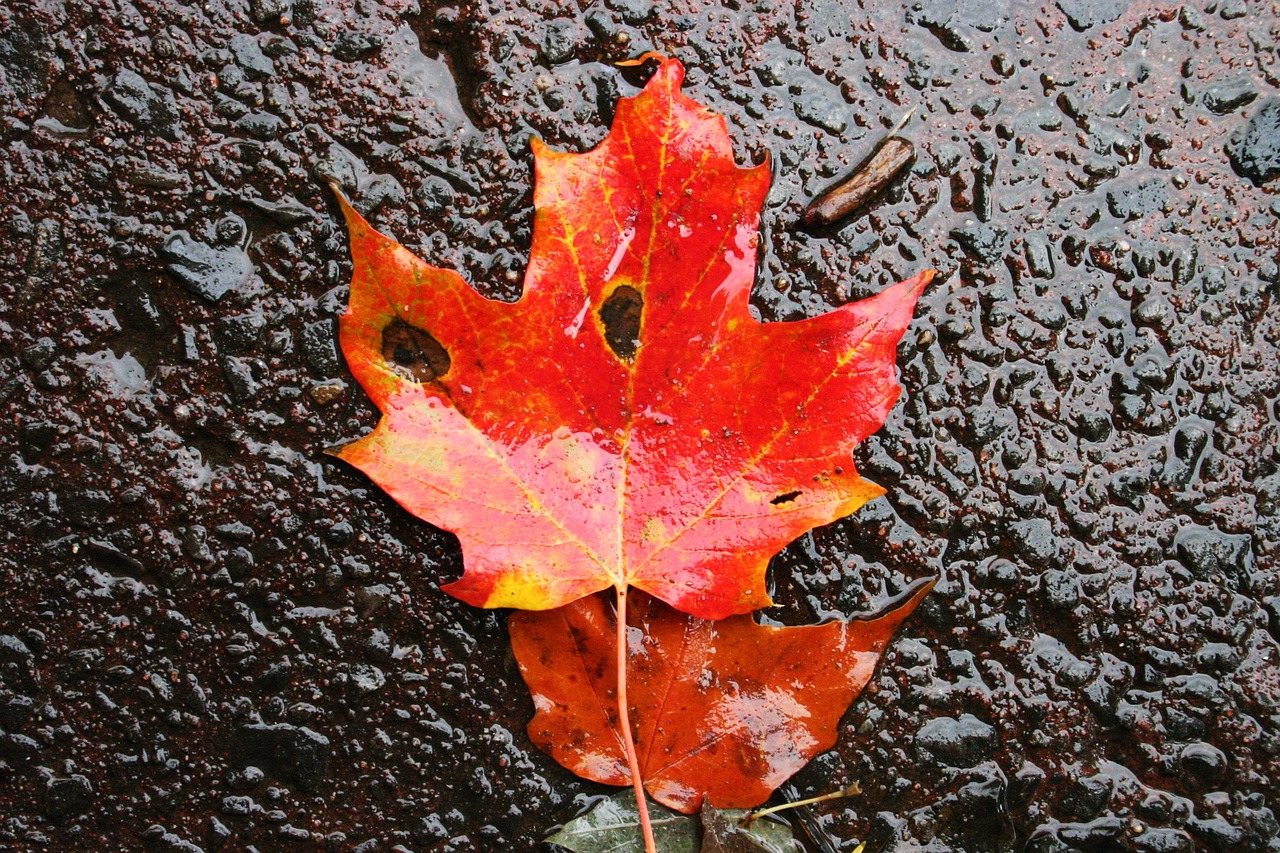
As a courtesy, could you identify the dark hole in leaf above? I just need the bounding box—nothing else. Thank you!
[382,317,451,382]
[599,285,643,361]
[771,490,802,505]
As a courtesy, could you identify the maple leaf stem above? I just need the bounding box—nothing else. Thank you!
[615,586,657,853]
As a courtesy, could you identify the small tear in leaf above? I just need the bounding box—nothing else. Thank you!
[382,317,451,382]
[600,285,644,361]
[770,491,801,505]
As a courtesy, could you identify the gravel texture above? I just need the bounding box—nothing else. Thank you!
[1,0,1278,850]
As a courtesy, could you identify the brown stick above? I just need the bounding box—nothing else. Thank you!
[801,137,915,228]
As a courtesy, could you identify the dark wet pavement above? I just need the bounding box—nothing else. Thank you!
[1,0,1277,850]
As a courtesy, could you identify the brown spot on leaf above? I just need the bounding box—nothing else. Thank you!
[600,285,643,360]
[382,317,450,382]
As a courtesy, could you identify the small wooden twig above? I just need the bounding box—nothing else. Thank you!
[738,782,862,826]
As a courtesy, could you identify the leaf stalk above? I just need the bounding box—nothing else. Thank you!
[739,782,861,826]
[616,586,657,853]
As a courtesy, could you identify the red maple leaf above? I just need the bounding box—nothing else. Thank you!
[332,55,932,620]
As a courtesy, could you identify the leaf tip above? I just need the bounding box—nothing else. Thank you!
[327,180,368,233]
[856,575,936,628]
[899,268,935,304]
[321,440,355,459]
[902,575,938,612]
[326,178,349,206]
[616,51,673,69]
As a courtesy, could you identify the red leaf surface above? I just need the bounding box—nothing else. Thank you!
[509,580,934,813]
[333,55,931,618]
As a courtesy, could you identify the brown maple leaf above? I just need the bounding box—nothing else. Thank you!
[510,580,934,814]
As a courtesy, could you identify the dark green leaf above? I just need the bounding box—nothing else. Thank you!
[547,792,698,853]
[700,803,801,853]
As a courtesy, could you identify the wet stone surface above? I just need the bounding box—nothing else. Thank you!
[0,0,1277,850]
